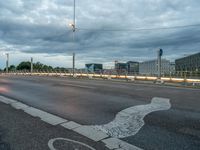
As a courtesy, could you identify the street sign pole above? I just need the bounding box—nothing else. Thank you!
[72,0,76,77]
[31,57,33,74]
[6,53,9,73]
[157,49,163,79]
[72,52,75,76]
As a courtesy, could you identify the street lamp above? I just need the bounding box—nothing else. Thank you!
[31,57,33,73]
[68,0,76,77]
[69,23,75,32]
[3,53,9,73]
[157,48,163,79]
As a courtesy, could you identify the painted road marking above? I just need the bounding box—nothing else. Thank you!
[55,83,95,89]
[0,96,17,104]
[73,126,109,142]
[102,138,142,150]
[48,137,96,150]
[24,107,50,117]
[61,121,82,130]
[41,116,67,126]
[0,95,155,150]
[93,97,171,138]
[11,102,29,109]
[24,107,68,125]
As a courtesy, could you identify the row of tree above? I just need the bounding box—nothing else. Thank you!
[1,61,69,72]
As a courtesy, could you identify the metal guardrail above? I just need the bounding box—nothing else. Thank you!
[1,72,200,84]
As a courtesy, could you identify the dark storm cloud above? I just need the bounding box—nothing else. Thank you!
[0,0,200,65]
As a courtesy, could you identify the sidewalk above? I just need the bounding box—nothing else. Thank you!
[0,102,109,150]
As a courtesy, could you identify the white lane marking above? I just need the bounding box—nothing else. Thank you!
[48,137,96,150]
[57,83,95,89]
[0,96,17,104]
[0,95,143,149]
[102,138,142,150]
[93,97,171,138]
[23,107,68,125]
[11,102,29,109]
[41,116,67,126]
[73,126,109,142]
[24,107,49,117]
[61,121,81,130]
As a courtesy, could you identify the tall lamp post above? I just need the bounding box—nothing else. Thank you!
[69,0,76,76]
[31,57,33,74]
[157,48,163,80]
[5,53,9,73]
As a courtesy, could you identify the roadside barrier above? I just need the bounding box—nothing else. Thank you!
[1,72,200,84]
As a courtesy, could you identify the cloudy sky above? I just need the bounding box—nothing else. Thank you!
[0,0,200,69]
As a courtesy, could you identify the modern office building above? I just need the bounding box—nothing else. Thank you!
[139,59,170,75]
[126,61,139,74]
[85,63,103,73]
[115,63,127,70]
[115,61,139,74]
[175,52,200,72]
[170,62,175,74]
[115,62,127,74]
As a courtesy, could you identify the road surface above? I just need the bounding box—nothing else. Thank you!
[0,75,200,150]
[0,102,109,150]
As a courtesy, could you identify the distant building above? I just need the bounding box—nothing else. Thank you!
[169,62,175,74]
[126,61,139,74]
[175,52,200,72]
[139,59,170,75]
[77,68,87,73]
[85,63,103,73]
[115,63,127,70]
[115,62,127,74]
[114,61,139,74]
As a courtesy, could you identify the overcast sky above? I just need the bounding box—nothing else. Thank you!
[0,0,200,69]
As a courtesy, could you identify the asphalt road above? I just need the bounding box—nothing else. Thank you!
[0,75,200,150]
[0,102,109,150]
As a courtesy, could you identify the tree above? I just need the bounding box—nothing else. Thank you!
[16,61,31,70]
[9,65,16,71]
[33,62,43,70]
[16,61,52,71]
[33,62,53,71]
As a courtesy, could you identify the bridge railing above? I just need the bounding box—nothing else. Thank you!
[1,70,200,84]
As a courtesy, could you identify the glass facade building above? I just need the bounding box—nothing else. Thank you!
[85,64,103,73]
[139,59,170,75]
[126,61,139,74]
[175,52,200,72]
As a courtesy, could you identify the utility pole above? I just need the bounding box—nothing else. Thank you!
[157,49,163,79]
[69,0,76,76]
[31,57,33,73]
[72,52,75,75]
[6,53,9,73]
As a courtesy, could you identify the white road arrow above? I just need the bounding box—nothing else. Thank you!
[92,97,171,138]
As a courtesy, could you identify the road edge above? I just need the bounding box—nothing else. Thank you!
[0,95,143,150]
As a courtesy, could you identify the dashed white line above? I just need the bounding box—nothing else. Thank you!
[61,121,81,130]
[24,107,50,117]
[23,107,68,125]
[11,102,29,109]
[73,126,109,142]
[0,96,17,104]
[0,95,151,150]
[41,115,67,126]
[59,83,95,89]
